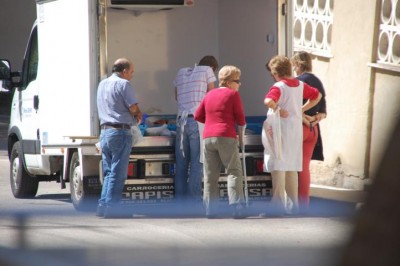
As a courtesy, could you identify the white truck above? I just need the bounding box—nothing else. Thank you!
[0,0,279,212]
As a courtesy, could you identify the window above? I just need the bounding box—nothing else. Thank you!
[377,0,400,67]
[293,0,333,57]
[22,27,39,88]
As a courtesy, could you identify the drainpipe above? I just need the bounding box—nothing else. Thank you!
[365,0,382,182]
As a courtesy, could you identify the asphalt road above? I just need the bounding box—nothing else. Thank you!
[0,94,356,266]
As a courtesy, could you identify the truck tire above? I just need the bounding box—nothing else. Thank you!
[69,152,94,211]
[10,141,39,198]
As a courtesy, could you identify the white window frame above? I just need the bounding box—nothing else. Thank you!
[369,0,400,73]
[292,0,333,58]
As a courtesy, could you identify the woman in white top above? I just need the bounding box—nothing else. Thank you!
[263,55,321,216]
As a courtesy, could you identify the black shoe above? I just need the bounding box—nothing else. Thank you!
[96,204,106,217]
[103,206,132,219]
[232,204,247,219]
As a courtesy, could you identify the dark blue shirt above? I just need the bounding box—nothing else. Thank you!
[297,72,327,161]
[297,72,327,116]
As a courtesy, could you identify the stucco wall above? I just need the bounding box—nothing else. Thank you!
[310,0,379,188]
[369,70,400,178]
[310,0,400,189]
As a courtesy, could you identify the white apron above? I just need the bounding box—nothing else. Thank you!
[262,81,304,172]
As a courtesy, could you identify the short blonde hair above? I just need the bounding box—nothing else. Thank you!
[219,65,241,87]
[267,55,292,78]
[291,51,312,72]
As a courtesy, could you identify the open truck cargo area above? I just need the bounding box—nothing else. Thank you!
[2,0,278,213]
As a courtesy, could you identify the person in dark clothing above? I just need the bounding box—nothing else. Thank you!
[291,51,327,214]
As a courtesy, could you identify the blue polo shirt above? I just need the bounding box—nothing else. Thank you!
[97,73,138,126]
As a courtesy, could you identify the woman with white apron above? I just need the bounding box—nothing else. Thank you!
[262,55,321,216]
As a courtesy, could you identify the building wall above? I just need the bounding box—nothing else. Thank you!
[105,0,278,115]
[310,0,377,186]
[0,0,36,70]
[218,0,278,116]
[310,0,400,188]
[370,70,400,178]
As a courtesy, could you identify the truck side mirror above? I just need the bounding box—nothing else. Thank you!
[0,59,11,80]
[0,59,11,91]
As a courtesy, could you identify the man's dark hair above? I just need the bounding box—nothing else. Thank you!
[198,55,219,72]
[112,60,130,73]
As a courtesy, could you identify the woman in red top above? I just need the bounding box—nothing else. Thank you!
[195,65,246,219]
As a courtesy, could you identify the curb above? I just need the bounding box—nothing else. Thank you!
[310,184,367,203]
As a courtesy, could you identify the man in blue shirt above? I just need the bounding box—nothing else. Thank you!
[96,58,142,218]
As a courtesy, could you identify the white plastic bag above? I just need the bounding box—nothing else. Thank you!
[262,107,282,160]
[144,124,168,136]
[131,125,144,146]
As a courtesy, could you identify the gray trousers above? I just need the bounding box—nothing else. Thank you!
[203,137,244,214]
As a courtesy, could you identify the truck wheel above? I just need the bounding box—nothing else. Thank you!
[69,152,94,211]
[10,141,39,198]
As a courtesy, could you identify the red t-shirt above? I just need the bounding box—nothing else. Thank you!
[195,87,246,139]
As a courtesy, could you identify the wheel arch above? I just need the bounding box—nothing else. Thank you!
[63,148,77,182]
[64,148,101,181]
[8,127,33,178]
[7,126,22,160]
[68,148,101,211]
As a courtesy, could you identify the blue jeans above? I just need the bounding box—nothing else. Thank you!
[175,118,203,202]
[98,128,132,206]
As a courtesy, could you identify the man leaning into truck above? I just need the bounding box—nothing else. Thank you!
[96,58,142,218]
[173,55,218,209]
